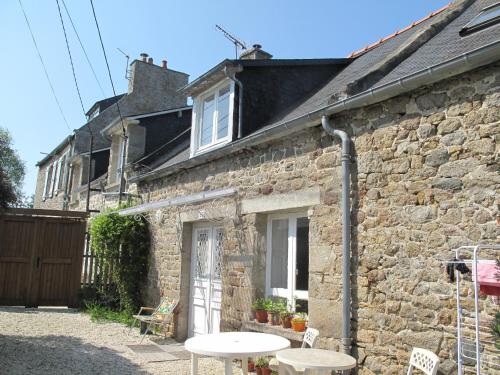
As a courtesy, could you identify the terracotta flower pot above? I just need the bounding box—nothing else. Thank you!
[248,361,255,372]
[255,309,268,323]
[281,316,292,329]
[261,368,272,375]
[255,367,263,375]
[268,312,280,325]
[291,320,306,332]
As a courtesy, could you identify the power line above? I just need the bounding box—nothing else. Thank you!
[88,0,125,135]
[89,0,126,204]
[18,0,71,131]
[56,0,86,119]
[61,0,106,98]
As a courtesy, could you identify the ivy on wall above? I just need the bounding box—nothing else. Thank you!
[89,206,150,313]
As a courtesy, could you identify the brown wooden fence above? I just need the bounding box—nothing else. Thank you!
[0,208,88,307]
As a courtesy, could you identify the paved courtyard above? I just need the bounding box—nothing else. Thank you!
[0,307,238,375]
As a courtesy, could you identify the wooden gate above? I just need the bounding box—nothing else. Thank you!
[0,208,88,307]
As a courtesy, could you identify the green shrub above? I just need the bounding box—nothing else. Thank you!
[89,204,150,313]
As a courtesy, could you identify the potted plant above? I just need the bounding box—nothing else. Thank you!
[280,308,294,329]
[266,301,282,326]
[252,298,270,323]
[255,356,271,375]
[238,358,256,372]
[291,312,308,332]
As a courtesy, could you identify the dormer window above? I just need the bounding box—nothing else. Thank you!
[88,108,99,120]
[191,80,234,155]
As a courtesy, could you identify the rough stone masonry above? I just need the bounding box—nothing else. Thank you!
[133,62,499,374]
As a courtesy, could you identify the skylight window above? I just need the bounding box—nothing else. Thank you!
[460,2,500,36]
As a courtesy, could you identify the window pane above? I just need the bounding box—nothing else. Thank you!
[200,95,215,146]
[296,217,309,292]
[216,85,230,140]
[271,218,288,289]
[472,5,500,26]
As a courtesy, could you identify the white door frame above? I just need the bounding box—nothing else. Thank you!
[188,222,223,337]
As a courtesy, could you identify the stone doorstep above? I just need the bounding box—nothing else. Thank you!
[242,321,305,342]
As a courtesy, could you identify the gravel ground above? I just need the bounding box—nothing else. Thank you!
[0,307,239,375]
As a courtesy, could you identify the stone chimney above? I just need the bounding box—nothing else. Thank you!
[239,44,273,60]
[127,53,189,111]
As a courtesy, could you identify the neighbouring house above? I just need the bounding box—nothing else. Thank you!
[110,0,497,374]
[34,55,189,211]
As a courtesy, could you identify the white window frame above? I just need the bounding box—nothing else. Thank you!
[265,212,309,308]
[57,153,67,193]
[190,79,234,156]
[54,157,63,195]
[50,161,58,198]
[42,165,51,201]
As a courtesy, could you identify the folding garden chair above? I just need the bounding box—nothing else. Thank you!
[406,347,440,375]
[129,297,178,343]
[269,328,320,372]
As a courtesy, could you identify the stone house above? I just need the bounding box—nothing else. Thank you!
[34,56,189,212]
[113,1,498,374]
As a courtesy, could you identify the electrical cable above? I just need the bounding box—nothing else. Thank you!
[88,0,126,136]
[89,0,126,204]
[61,0,106,98]
[18,0,71,131]
[56,0,87,119]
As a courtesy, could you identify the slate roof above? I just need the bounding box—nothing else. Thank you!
[274,0,500,125]
[85,94,125,117]
[139,0,500,182]
[376,0,500,86]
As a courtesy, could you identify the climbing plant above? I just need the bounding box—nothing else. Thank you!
[89,205,150,313]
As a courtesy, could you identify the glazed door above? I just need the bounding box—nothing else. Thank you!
[189,225,223,336]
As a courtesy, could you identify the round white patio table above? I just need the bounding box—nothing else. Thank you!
[185,332,291,375]
[276,348,356,374]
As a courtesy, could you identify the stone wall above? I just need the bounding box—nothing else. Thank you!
[133,62,498,373]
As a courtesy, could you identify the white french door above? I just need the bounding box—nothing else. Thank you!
[188,224,223,337]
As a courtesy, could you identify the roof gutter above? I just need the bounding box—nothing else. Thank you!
[132,39,500,184]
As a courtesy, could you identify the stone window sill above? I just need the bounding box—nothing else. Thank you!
[241,321,305,342]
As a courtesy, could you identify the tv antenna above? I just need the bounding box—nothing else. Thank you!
[215,24,247,59]
[117,48,130,80]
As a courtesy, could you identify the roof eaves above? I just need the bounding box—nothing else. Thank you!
[36,134,73,166]
[127,106,192,120]
[179,59,236,96]
[131,38,500,184]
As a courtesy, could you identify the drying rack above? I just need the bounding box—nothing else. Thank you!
[452,244,500,375]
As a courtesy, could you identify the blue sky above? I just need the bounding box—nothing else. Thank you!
[1,0,449,196]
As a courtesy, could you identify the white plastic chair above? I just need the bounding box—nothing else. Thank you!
[406,347,440,375]
[270,328,320,372]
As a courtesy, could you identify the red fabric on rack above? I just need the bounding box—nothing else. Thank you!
[476,263,500,296]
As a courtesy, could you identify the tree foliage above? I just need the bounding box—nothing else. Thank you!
[89,206,150,313]
[0,127,26,208]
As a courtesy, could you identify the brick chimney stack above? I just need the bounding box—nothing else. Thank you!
[239,44,273,60]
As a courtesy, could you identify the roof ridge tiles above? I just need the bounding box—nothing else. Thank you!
[347,2,452,58]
